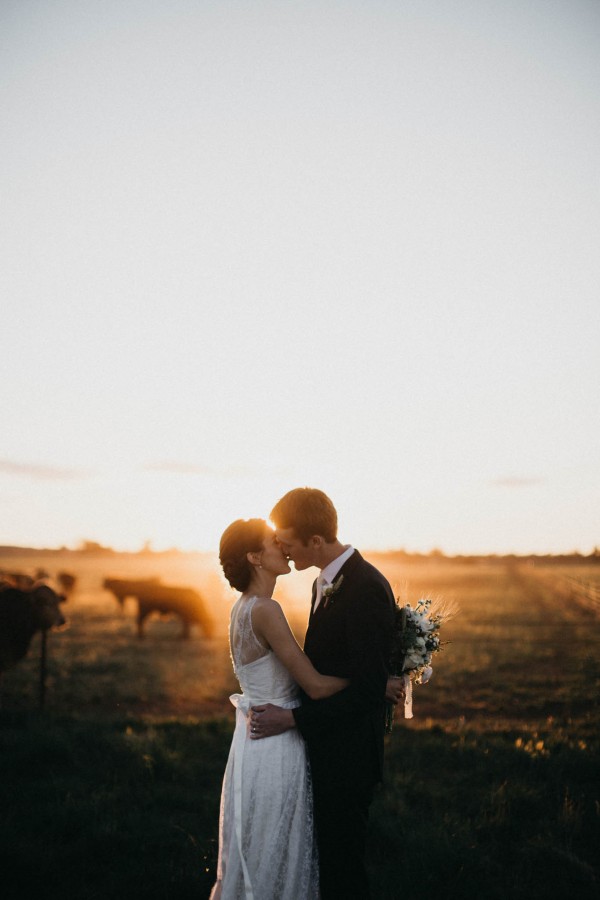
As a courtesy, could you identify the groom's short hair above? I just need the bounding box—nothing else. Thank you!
[270,488,338,544]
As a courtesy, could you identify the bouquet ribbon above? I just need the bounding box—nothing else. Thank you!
[403,674,413,719]
[402,666,432,719]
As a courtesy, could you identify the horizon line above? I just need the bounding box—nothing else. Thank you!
[0,542,598,560]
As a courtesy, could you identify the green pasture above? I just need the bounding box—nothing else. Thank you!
[1,553,599,898]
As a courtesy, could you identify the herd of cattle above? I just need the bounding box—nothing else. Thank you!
[0,568,215,707]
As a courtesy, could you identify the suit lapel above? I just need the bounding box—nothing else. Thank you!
[309,550,362,621]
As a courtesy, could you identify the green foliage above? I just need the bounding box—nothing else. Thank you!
[1,712,597,899]
[0,714,231,900]
[371,727,599,899]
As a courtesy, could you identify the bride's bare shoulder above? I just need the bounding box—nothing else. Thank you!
[251,597,285,621]
[252,596,281,611]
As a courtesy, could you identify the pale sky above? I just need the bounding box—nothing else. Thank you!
[1,0,599,554]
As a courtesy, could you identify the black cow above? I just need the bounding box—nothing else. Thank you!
[0,584,67,706]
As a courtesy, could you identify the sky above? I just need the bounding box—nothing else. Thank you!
[1,0,599,555]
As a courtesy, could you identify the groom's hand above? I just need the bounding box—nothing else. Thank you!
[385,676,405,705]
[249,704,295,739]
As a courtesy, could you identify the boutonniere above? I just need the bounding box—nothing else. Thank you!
[322,574,344,608]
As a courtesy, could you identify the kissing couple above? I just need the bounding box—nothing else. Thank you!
[209,487,404,900]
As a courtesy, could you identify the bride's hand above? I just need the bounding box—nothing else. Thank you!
[385,676,405,705]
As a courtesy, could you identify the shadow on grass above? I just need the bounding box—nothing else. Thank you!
[1,713,598,900]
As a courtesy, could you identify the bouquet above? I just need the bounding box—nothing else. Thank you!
[385,596,454,732]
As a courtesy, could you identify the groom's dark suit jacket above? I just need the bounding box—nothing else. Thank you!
[292,550,395,793]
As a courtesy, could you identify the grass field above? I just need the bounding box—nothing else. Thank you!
[1,550,599,899]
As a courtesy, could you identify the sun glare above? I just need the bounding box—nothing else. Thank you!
[92,470,301,553]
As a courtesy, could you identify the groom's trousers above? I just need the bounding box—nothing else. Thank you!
[313,779,375,900]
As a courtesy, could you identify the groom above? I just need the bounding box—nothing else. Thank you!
[249,487,396,900]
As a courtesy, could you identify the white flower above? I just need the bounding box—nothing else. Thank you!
[418,666,433,684]
[322,574,344,607]
[403,650,425,670]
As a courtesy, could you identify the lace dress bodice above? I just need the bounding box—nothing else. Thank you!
[229,595,300,706]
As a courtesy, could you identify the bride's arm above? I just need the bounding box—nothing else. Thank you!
[251,599,349,700]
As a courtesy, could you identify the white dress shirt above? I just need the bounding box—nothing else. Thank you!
[313,544,355,611]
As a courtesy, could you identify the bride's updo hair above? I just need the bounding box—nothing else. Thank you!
[219,518,271,592]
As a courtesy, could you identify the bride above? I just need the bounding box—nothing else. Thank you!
[209,518,349,900]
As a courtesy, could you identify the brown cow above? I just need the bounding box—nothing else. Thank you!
[57,571,77,594]
[102,577,161,610]
[103,577,214,639]
[0,571,35,590]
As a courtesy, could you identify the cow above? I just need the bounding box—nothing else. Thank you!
[0,583,67,708]
[102,577,214,639]
[0,571,35,590]
[57,571,77,594]
[102,577,161,610]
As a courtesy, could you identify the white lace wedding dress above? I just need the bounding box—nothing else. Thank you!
[209,595,319,900]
